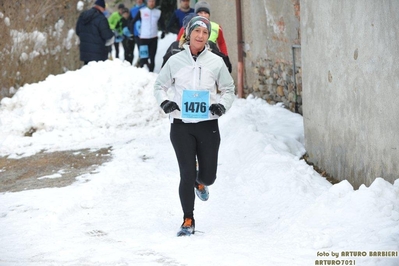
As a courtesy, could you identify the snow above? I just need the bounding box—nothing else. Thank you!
[77,1,84,12]
[0,33,398,266]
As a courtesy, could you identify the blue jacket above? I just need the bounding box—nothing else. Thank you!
[130,3,146,36]
[167,8,194,34]
[76,7,113,62]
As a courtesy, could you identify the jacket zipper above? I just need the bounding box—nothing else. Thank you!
[198,65,202,88]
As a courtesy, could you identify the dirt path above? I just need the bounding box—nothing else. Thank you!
[0,148,112,193]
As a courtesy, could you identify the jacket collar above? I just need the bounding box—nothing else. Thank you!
[183,43,210,58]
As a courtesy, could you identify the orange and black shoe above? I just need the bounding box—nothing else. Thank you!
[195,182,209,201]
[177,217,195,237]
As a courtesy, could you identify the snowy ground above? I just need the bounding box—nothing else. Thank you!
[0,33,398,266]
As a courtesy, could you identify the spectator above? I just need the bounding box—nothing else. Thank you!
[131,0,166,72]
[108,3,126,58]
[121,8,134,64]
[103,3,110,18]
[167,0,194,34]
[129,0,146,66]
[76,0,114,64]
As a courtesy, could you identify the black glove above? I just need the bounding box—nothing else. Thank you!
[160,100,180,114]
[161,32,166,39]
[209,104,226,116]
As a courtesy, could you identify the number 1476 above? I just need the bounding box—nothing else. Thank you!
[184,102,207,113]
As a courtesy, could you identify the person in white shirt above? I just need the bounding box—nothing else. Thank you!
[154,16,235,237]
[131,0,166,72]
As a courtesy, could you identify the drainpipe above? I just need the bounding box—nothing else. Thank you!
[235,0,244,98]
[292,44,301,113]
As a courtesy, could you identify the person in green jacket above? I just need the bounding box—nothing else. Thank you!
[108,4,125,58]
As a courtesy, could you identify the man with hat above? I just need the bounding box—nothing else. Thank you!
[162,14,232,73]
[76,0,114,64]
[176,1,228,56]
[167,0,194,34]
[154,15,235,237]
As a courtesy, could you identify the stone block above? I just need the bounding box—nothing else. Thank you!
[277,86,285,96]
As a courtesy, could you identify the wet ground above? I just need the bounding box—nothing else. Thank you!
[0,148,337,194]
[0,148,112,193]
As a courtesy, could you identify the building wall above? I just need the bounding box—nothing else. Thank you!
[209,0,302,112]
[301,0,399,188]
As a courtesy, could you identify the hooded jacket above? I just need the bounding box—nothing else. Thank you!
[154,44,235,123]
[76,7,114,62]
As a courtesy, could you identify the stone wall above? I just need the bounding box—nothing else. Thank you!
[209,0,302,113]
[250,57,302,114]
[0,0,83,100]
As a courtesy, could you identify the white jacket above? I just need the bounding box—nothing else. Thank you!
[154,44,235,123]
[139,7,161,39]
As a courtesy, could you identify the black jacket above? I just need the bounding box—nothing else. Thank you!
[76,7,113,62]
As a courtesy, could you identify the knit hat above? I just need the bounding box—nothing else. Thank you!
[94,0,106,8]
[195,1,211,15]
[117,3,125,9]
[185,16,211,39]
[183,13,196,29]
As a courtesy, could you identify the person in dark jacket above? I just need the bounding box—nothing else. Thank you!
[76,0,114,64]
[121,8,134,64]
[167,0,194,34]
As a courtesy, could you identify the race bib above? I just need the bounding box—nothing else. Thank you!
[181,90,210,120]
[139,45,148,59]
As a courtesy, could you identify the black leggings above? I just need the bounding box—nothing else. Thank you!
[170,119,221,219]
[114,42,120,58]
[139,37,158,72]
